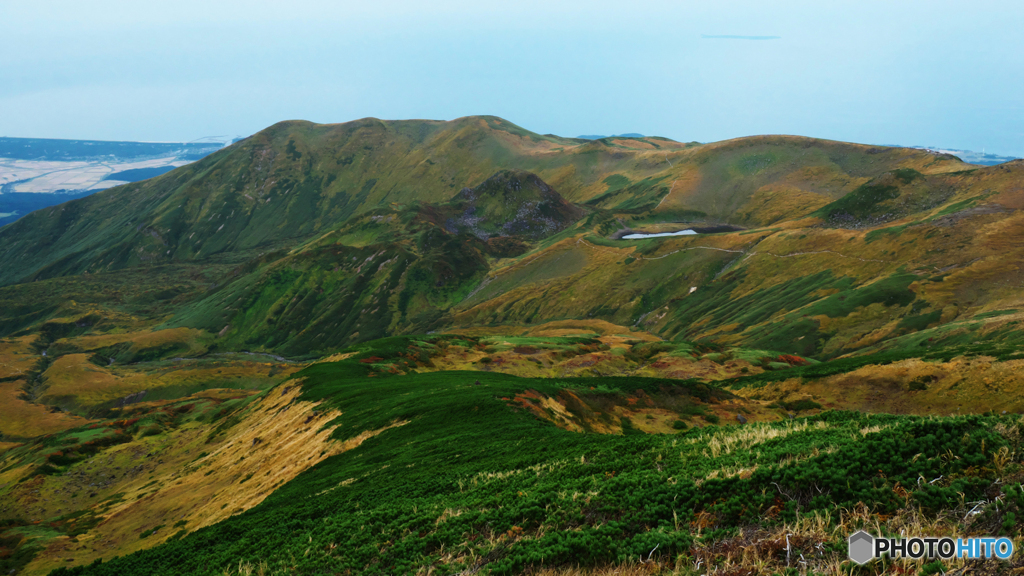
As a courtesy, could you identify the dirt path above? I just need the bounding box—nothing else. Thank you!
[575,237,892,264]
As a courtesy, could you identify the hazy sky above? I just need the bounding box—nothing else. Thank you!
[2,1,1023,155]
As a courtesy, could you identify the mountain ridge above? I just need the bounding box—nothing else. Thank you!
[2,116,1019,361]
[0,116,973,287]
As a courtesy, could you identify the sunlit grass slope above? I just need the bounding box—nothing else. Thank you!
[37,336,1023,576]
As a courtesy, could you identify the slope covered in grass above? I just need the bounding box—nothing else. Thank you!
[3,116,1014,362]
[34,337,1023,576]
[0,117,970,287]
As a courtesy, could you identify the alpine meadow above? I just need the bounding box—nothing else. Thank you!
[1,115,1023,576]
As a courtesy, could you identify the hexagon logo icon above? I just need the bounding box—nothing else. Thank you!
[848,530,875,565]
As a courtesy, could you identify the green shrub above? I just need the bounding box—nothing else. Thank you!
[908,375,936,391]
[620,417,644,435]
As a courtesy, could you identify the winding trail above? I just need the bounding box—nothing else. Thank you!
[473,234,892,300]
[739,249,889,264]
[574,238,891,264]
[656,178,679,209]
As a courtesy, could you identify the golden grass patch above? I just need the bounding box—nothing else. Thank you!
[608,138,657,150]
[511,390,585,433]
[991,183,1024,210]
[650,168,701,212]
[736,184,832,226]
[0,378,91,438]
[315,351,356,363]
[0,441,23,454]
[0,335,40,379]
[24,382,404,575]
[623,408,680,434]
[738,357,1024,416]
[689,420,831,458]
[55,327,206,355]
[38,354,127,405]
[36,353,300,409]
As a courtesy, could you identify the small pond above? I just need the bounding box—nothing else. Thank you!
[621,229,697,239]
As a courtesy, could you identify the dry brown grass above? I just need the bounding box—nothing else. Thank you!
[36,353,301,409]
[609,139,658,150]
[0,378,92,438]
[737,356,1024,416]
[23,381,404,575]
[38,353,126,404]
[509,387,778,437]
[0,335,40,379]
[689,420,831,458]
[315,351,356,364]
[406,329,763,385]
[51,327,203,355]
[736,185,833,227]
[0,441,23,453]
[682,504,979,576]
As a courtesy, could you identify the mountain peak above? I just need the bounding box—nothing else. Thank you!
[455,169,553,201]
[447,170,583,240]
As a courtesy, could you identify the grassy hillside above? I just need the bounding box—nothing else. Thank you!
[2,117,1004,360]
[0,118,1022,575]
[1,331,1022,575]
[0,337,1015,576]
[0,117,970,287]
[1,118,1018,362]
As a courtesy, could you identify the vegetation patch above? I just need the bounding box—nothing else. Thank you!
[42,345,1022,576]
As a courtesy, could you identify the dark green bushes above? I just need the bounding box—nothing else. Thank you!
[778,399,822,412]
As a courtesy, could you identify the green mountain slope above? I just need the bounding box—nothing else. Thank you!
[0,117,968,287]
[2,120,1020,363]
[158,170,585,355]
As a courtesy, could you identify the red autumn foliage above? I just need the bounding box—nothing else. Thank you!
[777,354,809,366]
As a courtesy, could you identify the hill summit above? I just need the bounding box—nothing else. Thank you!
[444,169,584,240]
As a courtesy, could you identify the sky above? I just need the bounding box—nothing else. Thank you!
[2,0,1023,156]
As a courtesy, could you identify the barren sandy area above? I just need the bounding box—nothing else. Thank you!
[0,156,190,192]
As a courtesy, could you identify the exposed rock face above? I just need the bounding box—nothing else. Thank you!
[444,170,584,240]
